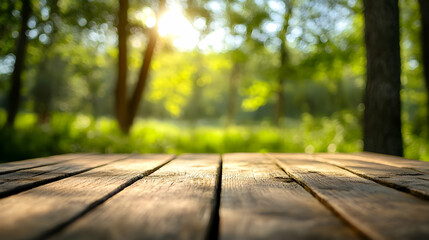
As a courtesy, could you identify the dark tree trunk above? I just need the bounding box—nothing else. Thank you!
[419,0,429,132]
[126,22,161,130]
[34,58,52,123]
[363,0,403,156]
[115,0,129,133]
[227,63,240,126]
[115,0,165,134]
[6,0,32,127]
[33,0,59,124]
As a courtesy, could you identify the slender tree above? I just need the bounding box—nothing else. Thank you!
[126,11,163,129]
[115,0,165,134]
[33,0,61,123]
[187,72,203,122]
[33,56,53,123]
[418,0,429,130]
[6,0,32,127]
[275,0,294,127]
[363,0,403,156]
[115,0,129,133]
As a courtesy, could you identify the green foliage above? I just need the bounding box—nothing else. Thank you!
[3,111,428,162]
[0,111,361,161]
[1,0,428,161]
[0,109,404,161]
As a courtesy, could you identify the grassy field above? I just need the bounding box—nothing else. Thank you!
[0,111,428,162]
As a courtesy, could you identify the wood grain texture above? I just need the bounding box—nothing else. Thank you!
[355,152,429,174]
[220,153,360,240]
[0,153,87,175]
[315,154,429,200]
[319,152,429,174]
[271,153,429,240]
[0,154,172,240]
[51,154,220,240]
[0,154,128,198]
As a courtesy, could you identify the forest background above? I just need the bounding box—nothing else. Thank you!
[0,0,427,162]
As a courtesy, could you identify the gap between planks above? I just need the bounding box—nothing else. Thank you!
[0,153,92,175]
[0,154,131,198]
[37,155,176,240]
[313,154,429,201]
[221,153,362,240]
[2,153,428,240]
[266,153,372,239]
[264,153,370,240]
[48,154,221,240]
[268,153,429,240]
[205,155,222,240]
[0,154,175,240]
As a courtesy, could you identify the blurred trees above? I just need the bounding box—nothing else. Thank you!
[0,0,368,128]
[115,0,215,133]
[6,0,31,127]
[2,0,118,125]
[32,0,60,123]
[0,0,428,158]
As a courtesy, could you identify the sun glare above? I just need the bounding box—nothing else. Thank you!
[157,9,199,50]
[138,6,223,52]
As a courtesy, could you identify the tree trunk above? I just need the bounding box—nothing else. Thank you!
[34,58,52,123]
[275,0,293,127]
[227,63,240,126]
[115,0,129,133]
[187,72,202,123]
[33,0,59,124]
[6,0,32,127]
[363,0,403,156]
[115,0,165,134]
[126,22,161,130]
[419,0,429,133]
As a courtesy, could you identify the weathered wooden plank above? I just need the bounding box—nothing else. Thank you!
[319,152,429,175]
[220,153,360,240]
[50,154,220,240]
[271,153,429,240]
[355,152,429,174]
[0,154,129,198]
[315,154,429,200]
[0,154,173,240]
[0,153,88,175]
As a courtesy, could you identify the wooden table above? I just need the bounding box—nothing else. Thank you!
[0,153,428,240]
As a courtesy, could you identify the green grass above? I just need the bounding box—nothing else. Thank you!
[0,110,428,162]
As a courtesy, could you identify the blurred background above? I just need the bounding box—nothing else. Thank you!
[0,0,427,162]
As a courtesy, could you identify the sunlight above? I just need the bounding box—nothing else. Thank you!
[158,9,199,51]
[138,6,226,52]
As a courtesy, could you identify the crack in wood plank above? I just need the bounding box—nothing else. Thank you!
[314,154,429,201]
[37,155,175,240]
[0,154,91,175]
[220,153,361,240]
[270,153,429,240]
[0,154,174,240]
[49,154,220,240]
[0,154,131,198]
